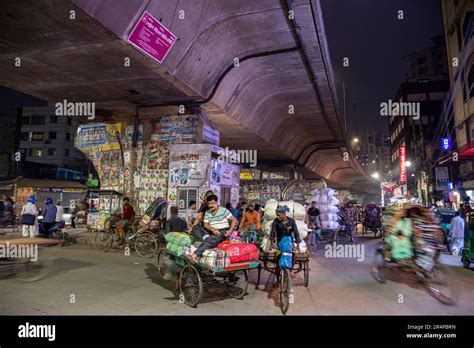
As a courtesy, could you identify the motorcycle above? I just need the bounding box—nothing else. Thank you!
[38,219,69,245]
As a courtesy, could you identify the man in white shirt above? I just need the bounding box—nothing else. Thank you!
[450,211,465,256]
[55,201,65,223]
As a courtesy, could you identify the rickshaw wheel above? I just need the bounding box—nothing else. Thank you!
[225,270,248,299]
[303,261,309,287]
[95,230,113,252]
[463,259,470,269]
[280,269,292,315]
[180,264,203,307]
[371,249,386,283]
[135,232,158,258]
[426,263,458,306]
[157,248,174,280]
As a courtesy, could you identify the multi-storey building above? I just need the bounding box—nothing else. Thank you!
[19,107,87,179]
[435,1,473,201]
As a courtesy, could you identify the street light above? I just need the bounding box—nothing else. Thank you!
[405,160,412,167]
[352,137,359,143]
[371,172,380,179]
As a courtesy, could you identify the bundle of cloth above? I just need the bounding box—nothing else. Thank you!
[261,200,308,253]
[166,232,256,269]
[307,188,340,230]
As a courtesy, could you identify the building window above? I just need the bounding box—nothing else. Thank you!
[418,66,428,75]
[417,56,427,65]
[31,132,44,141]
[50,116,58,123]
[66,133,71,141]
[22,117,30,125]
[67,117,72,126]
[65,149,70,157]
[47,148,56,156]
[20,132,29,141]
[30,116,45,125]
[49,132,57,139]
[28,148,43,157]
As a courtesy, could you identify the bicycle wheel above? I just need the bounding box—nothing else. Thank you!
[95,230,113,252]
[135,232,158,258]
[157,248,175,280]
[303,261,309,287]
[426,263,458,306]
[371,248,386,283]
[225,270,248,299]
[179,264,203,307]
[279,269,291,315]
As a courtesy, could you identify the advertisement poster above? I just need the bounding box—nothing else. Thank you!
[168,144,211,188]
[143,136,169,170]
[127,11,177,64]
[435,167,449,191]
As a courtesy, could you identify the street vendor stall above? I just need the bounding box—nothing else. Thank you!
[86,190,123,230]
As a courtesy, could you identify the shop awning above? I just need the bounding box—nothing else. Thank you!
[438,141,474,165]
[0,177,86,190]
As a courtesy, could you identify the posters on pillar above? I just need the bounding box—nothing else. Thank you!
[142,135,169,170]
[435,167,449,191]
[168,144,211,188]
[155,115,200,144]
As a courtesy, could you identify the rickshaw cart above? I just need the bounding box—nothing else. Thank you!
[157,248,260,308]
[257,249,310,315]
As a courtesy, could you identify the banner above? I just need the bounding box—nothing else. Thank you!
[399,146,407,183]
[435,167,449,191]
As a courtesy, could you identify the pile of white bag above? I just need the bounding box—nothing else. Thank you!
[261,199,308,253]
[307,188,340,230]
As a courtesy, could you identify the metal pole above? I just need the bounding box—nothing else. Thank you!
[342,80,347,131]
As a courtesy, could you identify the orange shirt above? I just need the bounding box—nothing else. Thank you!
[239,210,261,231]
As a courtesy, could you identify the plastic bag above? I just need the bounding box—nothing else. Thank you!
[278,235,293,269]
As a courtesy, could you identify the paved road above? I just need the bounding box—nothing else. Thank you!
[1,232,473,315]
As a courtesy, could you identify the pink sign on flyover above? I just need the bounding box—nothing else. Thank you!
[128,11,177,64]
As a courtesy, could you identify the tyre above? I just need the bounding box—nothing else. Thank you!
[303,261,309,287]
[371,249,386,283]
[463,259,470,269]
[426,263,459,306]
[279,269,292,315]
[135,232,158,258]
[179,264,203,307]
[225,270,248,299]
[95,230,113,252]
[157,248,175,280]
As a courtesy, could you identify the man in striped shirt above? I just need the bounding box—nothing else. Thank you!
[190,194,238,261]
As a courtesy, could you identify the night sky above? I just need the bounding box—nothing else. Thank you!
[320,0,444,135]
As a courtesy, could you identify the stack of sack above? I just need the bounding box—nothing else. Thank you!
[261,200,308,253]
[217,240,258,263]
[166,232,257,269]
[307,188,340,230]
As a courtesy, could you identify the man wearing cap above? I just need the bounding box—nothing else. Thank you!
[190,194,238,261]
[270,205,301,284]
[21,195,39,238]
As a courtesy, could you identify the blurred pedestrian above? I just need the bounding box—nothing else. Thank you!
[21,195,39,238]
[41,197,57,237]
[450,211,465,256]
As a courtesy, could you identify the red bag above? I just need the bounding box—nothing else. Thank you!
[217,240,258,263]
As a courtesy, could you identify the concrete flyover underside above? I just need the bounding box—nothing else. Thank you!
[0,0,376,193]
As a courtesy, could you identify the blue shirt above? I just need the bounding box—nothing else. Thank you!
[43,204,58,223]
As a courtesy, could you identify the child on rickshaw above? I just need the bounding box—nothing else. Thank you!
[269,205,301,287]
